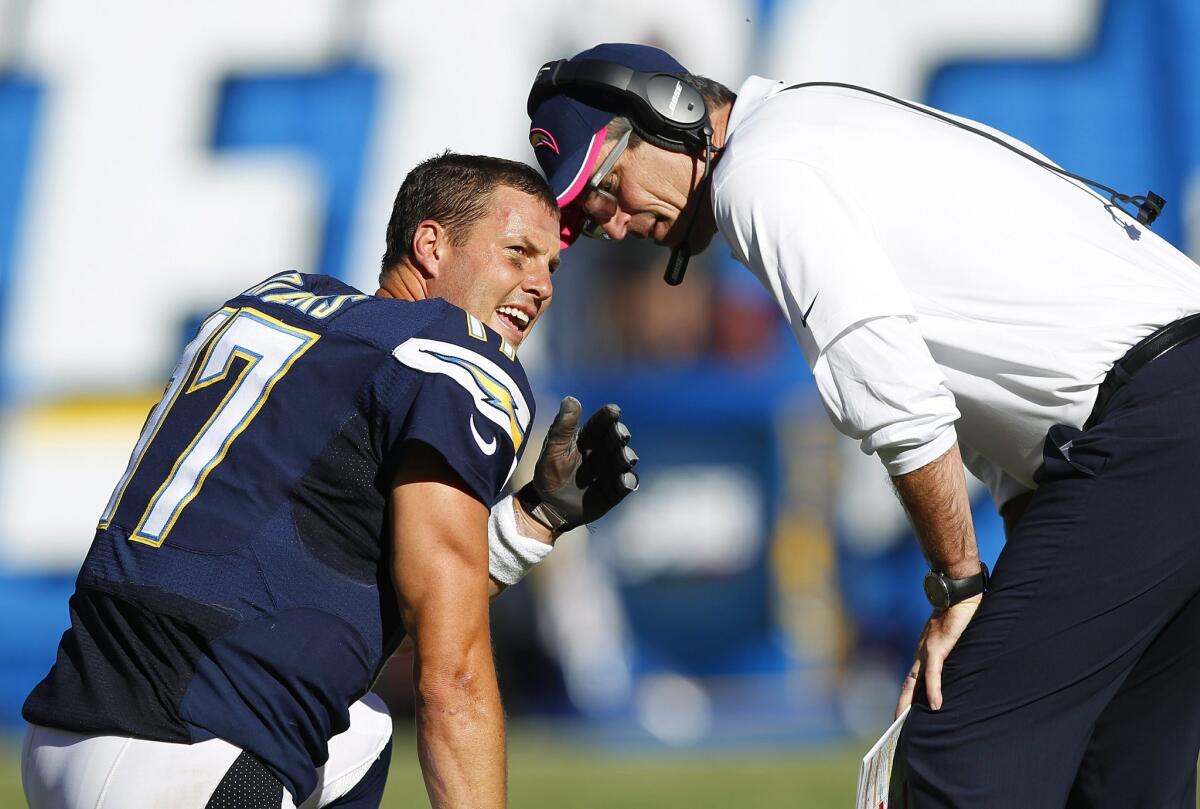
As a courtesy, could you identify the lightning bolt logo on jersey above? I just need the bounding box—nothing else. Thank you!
[393,330,531,488]
[22,273,536,804]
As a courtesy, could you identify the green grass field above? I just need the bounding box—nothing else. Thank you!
[6,729,1194,807]
[386,729,861,808]
[1,726,862,808]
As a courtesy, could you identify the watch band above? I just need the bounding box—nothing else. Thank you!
[516,482,570,532]
[923,563,989,610]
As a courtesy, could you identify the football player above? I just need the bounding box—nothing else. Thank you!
[21,152,639,809]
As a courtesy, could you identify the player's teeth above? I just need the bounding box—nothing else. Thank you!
[497,306,529,325]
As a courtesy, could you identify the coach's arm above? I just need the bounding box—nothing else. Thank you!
[392,440,506,809]
[893,442,983,717]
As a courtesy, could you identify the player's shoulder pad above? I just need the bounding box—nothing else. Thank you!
[231,270,370,322]
[392,305,534,456]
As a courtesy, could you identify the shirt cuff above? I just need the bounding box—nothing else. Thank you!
[875,424,959,477]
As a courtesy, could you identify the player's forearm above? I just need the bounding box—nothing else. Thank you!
[891,442,981,577]
[414,646,507,809]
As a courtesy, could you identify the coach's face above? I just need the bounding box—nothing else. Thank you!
[429,185,559,347]
[588,143,716,252]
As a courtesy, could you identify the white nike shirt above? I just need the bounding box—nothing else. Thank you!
[714,76,1200,507]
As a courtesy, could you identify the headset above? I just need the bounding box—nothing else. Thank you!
[529,58,713,153]
[530,61,1165,287]
[530,58,717,285]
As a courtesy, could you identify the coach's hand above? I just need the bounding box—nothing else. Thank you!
[518,397,639,533]
[896,594,981,719]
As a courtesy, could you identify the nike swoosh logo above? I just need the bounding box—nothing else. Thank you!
[800,292,819,329]
[470,414,497,455]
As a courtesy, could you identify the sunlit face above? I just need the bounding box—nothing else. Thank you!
[430,185,560,346]
[583,140,714,250]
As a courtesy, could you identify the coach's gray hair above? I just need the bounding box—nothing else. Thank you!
[604,72,736,150]
[604,114,639,148]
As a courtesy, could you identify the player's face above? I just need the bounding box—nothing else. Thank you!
[433,185,559,346]
[585,143,716,251]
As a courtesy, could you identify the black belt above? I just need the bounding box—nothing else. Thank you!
[1085,312,1200,429]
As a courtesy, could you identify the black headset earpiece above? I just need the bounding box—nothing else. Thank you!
[529,58,711,153]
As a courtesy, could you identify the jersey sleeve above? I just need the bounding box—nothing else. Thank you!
[388,310,535,506]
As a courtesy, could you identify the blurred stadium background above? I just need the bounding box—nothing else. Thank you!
[1,0,1198,805]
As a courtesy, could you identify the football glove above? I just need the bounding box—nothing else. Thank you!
[518,397,639,532]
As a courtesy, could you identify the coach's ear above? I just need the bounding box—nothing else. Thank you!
[410,219,447,279]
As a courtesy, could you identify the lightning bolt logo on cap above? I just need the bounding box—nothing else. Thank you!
[529,128,560,154]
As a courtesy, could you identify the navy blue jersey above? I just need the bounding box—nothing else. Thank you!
[23,272,535,802]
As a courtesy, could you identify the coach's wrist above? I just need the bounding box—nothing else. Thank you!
[941,557,984,580]
[923,562,989,611]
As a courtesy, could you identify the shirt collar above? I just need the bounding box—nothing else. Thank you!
[725,76,788,142]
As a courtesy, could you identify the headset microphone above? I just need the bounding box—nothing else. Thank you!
[665,245,690,286]
[664,129,715,286]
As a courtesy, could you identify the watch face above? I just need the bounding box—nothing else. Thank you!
[923,572,950,609]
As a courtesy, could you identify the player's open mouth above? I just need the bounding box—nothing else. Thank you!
[496,305,531,332]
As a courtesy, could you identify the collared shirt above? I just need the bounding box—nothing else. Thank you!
[713,76,1200,507]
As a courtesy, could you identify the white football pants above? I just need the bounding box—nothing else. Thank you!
[21,693,392,809]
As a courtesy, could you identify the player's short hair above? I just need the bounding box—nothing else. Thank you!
[381,152,558,280]
[606,72,735,151]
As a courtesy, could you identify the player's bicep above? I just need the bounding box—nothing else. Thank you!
[390,440,490,659]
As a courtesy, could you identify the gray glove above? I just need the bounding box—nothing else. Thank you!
[517,397,639,532]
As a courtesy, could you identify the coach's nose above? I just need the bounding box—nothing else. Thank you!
[601,210,632,240]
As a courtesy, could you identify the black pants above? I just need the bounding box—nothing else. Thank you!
[899,338,1200,807]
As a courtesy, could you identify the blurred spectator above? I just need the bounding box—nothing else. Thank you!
[567,238,784,368]
[710,258,787,364]
[604,243,714,364]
